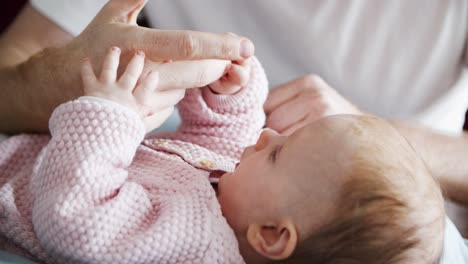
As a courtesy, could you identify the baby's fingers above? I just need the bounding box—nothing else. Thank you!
[135,71,186,112]
[100,46,121,83]
[81,58,97,94]
[119,51,145,90]
[226,61,251,87]
[134,70,159,101]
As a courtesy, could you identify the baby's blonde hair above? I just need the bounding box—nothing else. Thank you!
[278,116,445,264]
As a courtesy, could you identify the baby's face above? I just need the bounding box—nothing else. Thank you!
[217,115,445,262]
[217,116,352,235]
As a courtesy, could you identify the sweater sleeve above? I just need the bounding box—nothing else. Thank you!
[31,99,154,263]
[174,56,268,159]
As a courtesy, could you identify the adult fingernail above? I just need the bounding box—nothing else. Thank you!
[241,39,255,58]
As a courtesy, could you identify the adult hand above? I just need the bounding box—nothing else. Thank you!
[264,74,361,135]
[3,0,254,133]
[76,0,254,90]
[82,47,182,132]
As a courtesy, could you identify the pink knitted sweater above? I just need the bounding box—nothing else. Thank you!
[0,58,268,263]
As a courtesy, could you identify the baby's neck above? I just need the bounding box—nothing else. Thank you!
[209,171,266,263]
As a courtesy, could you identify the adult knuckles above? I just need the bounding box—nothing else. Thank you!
[219,33,235,57]
[298,86,329,114]
[266,117,286,132]
[146,31,172,51]
[266,108,288,129]
[301,74,325,89]
[301,74,334,97]
[180,33,199,59]
[194,69,209,87]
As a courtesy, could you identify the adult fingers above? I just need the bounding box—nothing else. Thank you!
[125,0,147,25]
[264,74,325,114]
[281,118,313,136]
[266,96,314,133]
[92,0,147,25]
[148,59,230,90]
[89,0,254,61]
[130,27,255,61]
[100,46,121,83]
[119,51,145,89]
[81,58,97,93]
[143,106,174,132]
[147,89,186,111]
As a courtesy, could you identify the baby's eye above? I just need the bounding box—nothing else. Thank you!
[269,147,278,163]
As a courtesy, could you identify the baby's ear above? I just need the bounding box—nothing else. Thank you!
[246,220,298,260]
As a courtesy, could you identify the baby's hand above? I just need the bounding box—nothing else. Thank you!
[81,47,158,116]
[208,58,251,95]
[81,47,179,132]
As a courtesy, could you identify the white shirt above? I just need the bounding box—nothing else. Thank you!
[31,0,468,135]
[443,217,468,263]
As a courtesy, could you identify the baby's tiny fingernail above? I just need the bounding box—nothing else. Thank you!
[111,46,120,53]
[137,50,145,56]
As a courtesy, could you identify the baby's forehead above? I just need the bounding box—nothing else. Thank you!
[287,116,411,174]
[291,117,360,146]
[298,115,400,144]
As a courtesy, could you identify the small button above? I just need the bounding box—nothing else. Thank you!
[208,161,215,168]
[200,160,215,168]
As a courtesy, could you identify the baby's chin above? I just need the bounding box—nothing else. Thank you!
[215,171,231,198]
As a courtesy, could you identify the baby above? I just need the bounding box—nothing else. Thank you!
[0,47,445,264]
[228,117,446,264]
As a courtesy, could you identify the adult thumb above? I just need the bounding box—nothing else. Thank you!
[93,0,147,25]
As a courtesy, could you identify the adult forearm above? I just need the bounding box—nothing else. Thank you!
[0,46,83,133]
[0,4,75,133]
[0,4,72,68]
[0,1,253,133]
[393,121,468,204]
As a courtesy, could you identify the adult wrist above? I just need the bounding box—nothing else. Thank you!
[15,45,83,133]
[0,65,27,133]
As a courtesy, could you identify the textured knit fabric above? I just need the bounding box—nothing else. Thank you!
[0,57,268,264]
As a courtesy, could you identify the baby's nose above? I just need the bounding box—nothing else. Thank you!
[254,129,278,151]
